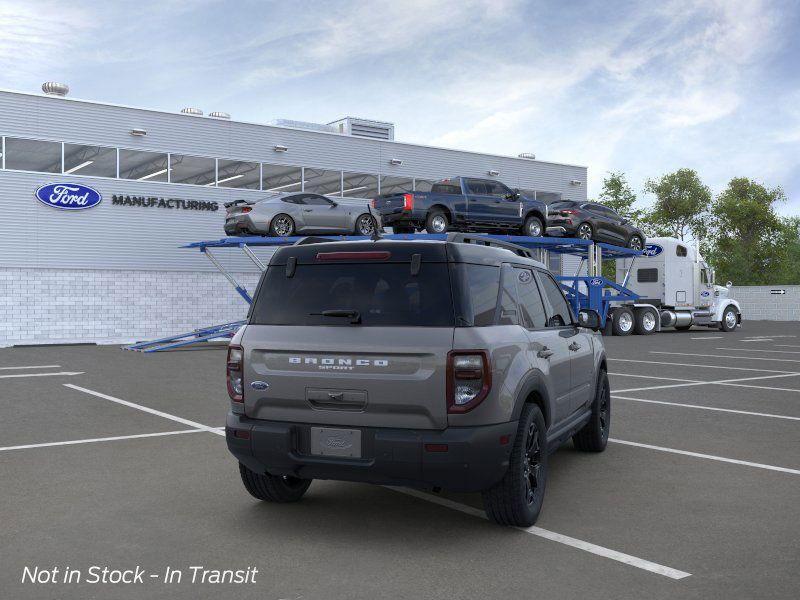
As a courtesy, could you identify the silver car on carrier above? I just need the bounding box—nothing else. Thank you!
[224,192,382,237]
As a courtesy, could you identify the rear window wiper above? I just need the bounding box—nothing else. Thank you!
[310,309,362,324]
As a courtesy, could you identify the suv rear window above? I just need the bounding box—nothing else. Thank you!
[250,263,454,327]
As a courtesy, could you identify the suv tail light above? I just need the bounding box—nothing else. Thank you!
[402,193,414,211]
[227,345,244,402]
[447,350,491,413]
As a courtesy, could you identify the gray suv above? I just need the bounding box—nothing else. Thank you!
[225,234,610,526]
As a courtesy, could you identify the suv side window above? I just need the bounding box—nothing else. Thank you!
[514,268,547,329]
[497,265,519,325]
[465,179,489,195]
[457,264,500,326]
[537,271,574,327]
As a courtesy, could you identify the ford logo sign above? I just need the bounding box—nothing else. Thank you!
[35,183,102,210]
[250,381,269,390]
[588,278,603,286]
[700,291,710,297]
[642,244,663,257]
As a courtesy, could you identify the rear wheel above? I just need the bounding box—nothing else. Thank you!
[634,308,657,335]
[719,306,739,332]
[239,463,311,503]
[482,403,548,527]
[355,213,378,236]
[522,215,544,237]
[425,209,449,234]
[576,222,593,240]
[612,307,634,336]
[269,214,295,237]
[573,370,610,452]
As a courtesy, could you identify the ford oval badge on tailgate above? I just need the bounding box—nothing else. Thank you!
[250,381,269,390]
[35,183,102,210]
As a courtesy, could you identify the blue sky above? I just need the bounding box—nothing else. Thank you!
[2,0,799,213]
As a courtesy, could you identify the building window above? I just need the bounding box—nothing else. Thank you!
[119,149,169,182]
[262,164,302,193]
[341,172,379,198]
[170,154,216,186]
[304,168,342,196]
[63,144,117,177]
[414,178,436,192]
[4,137,61,173]
[217,159,260,189]
[379,175,413,195]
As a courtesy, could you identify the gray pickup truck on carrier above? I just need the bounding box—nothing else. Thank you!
[225,234,610,526]
[372,177,548,237]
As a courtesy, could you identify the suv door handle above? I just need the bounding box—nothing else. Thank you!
[569,342,581,352]
[537,347,554,359]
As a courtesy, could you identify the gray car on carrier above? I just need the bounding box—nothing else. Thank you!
[225,233,610,526]
[224,192,381,237]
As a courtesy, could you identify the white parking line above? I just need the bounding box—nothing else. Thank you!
[650,351,800,363]
[609,373,701,383]
[612,372,800,394]
[610,358,798,374]
[612,395,800,421]
[716,348,800,354]
[0,365,61,370]
[0,429,205,453]
[690,336,723,340]
[0,371,84,379]
[609,439,800,475]
[64,384,225,436]
[387,487,691,580]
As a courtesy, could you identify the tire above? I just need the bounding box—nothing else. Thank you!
[719,306,739,332]
[628,235,644,251]
[354,213,378,236]
[573,370,610,452]
[576,222,593,240]
[522,215,544,237]
[239,463,311,503]
[269,214,295,237]
[611,307,634,336]
[425,209,449,234]
[482,403,548,527]
[633,308,657,335]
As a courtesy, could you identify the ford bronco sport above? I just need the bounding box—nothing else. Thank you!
[225,234,609,527]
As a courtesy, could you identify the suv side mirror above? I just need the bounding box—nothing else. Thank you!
[577,309,601,331]
[329,201,338,208]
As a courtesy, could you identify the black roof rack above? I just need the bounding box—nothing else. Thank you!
[446,233,534,258]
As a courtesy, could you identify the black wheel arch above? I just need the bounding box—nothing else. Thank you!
[428,204,453,222]
[511,371,552,429]
[524,209,546,225]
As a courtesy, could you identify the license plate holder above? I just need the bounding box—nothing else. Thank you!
[310,427,362,458]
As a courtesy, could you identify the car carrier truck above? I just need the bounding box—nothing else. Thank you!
[608,236,742,335]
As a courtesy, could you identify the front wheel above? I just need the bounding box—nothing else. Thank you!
[239,463,311,503]
[573,370,610,452]
[482,403,548,527]
[719,306,739,332]
[425,209,449,234]
[354,213,378,236]
[522,215,544,237]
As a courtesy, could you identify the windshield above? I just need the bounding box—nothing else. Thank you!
[249,263,454,326]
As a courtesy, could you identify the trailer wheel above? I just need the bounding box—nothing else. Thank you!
[612,308,634,336]
[719,306,739,332]
[634,308,657,335]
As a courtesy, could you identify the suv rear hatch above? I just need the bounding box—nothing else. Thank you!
[241,242,454,430]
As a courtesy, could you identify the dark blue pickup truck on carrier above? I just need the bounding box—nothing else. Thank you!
[371,177,548,236]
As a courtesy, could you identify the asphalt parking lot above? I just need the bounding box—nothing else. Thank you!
[1,321,799,599]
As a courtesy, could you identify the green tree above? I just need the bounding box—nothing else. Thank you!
[706,178,788,285]
[642,168,711,241]
[598,171,643,225]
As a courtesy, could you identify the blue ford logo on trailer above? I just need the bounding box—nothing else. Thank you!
[588,278,603,286]
[35,183,102,210]
[641,243,663,257]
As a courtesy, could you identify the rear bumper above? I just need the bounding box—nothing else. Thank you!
[224,215,269,236]
[226,412,517,493]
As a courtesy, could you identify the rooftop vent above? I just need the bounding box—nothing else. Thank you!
[268,119,337,134]
[328,117,395,141]
[180,107,203,116]
[42,82,69,96]
[518,152,536,160]
[209,111,230,119]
